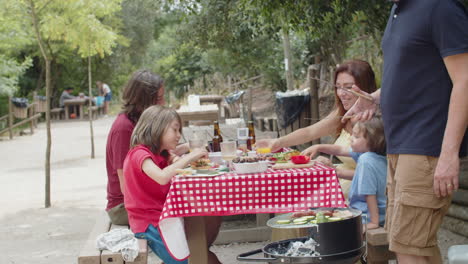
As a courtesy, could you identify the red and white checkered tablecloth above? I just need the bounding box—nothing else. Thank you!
[160,164,346,221]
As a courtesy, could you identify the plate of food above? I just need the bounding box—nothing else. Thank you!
[175,168,224,177]
[175,158,225,177]
[271,150,301,163]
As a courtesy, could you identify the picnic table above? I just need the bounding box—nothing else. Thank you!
[63,98,88,120]
[177,104,219,126]
[160,164,345,263]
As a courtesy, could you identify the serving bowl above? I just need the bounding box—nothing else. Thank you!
[291,155,310,164]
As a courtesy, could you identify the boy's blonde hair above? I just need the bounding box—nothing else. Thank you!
[354,115,386,155]
[130,105,182,157]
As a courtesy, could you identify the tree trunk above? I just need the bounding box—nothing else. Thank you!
[308,61,320,146]
[282,28,294,91]
[88,56,95,159]
[29,0,51,208]
[45,59,51,208]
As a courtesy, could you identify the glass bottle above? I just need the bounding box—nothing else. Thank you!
[247,121,256,150]
[212,121,223,152]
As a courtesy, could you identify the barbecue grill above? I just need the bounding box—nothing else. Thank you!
[237,208,366,264]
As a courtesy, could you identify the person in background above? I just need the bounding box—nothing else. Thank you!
[97,81,112,115]
[59,87,77,117]
[257,59,378,197]
[343,1,468,263]
[305,116,387,230]
[124,105,207,264]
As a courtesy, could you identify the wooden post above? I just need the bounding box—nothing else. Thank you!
[29,105,34,134]
[282,28,294,91]
[308,58,321,145]
[247,86,252,122]
[8,96,13,139]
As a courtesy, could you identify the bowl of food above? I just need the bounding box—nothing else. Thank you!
[290,155,310,164]
[232,157,269,174]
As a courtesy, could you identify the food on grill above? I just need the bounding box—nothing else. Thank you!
[292,210,316,218]
[332,209,354,219]
[276,209,354,226]
[190,158,212,170]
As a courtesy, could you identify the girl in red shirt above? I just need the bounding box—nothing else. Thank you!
[123,105,207,264]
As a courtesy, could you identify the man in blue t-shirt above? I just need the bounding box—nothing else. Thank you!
[344,1,468,263]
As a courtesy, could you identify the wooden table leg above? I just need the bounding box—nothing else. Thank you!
[185,216,208,264]
[79,105,84,120]
[65,106,69,120]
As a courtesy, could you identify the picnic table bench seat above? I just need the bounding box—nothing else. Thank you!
[51,108,64,120]
[78,211,148,264]
[366,227,396,264]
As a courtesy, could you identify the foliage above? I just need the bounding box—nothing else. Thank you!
[40,0,125,58]
[0,56,32,96]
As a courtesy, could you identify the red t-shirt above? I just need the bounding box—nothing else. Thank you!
[105,114,135,211]
[123,145,171,233]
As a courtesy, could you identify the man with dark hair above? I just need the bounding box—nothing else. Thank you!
[344,1,468,263]
[59,87,75,108]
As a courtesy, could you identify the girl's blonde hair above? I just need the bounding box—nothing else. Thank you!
[130,105,182,157]
[354,115,386,155]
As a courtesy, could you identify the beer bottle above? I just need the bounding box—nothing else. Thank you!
[247,121,256,150]
[212,121,223,152]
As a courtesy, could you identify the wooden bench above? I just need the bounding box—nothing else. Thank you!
[51,108,64,120]
[87,106,102,120]
[366,227,397,264]
[78,211,148,264]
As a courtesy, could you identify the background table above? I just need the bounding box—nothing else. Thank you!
[177,104,219,126]
[160,164,345,263]
[63,98,94,120]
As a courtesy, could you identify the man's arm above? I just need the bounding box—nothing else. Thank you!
[434,53,468,197]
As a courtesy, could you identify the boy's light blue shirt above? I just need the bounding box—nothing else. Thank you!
[349,151,387,226]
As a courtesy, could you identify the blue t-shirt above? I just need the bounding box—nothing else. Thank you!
[349,151,387,226]
[381,0,468,156]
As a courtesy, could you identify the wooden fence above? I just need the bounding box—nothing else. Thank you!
[0,97,42,139]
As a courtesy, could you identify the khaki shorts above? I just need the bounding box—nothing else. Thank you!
[107,203,129,225]
[385,154,451,258]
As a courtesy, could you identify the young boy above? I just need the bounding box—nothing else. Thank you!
[304,116,387,229]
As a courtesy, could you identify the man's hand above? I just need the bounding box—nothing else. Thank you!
[342,85,379,123]
[433,152,459,197]
[256,138,281,152]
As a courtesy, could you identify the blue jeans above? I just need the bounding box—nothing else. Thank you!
[135,224,188,264]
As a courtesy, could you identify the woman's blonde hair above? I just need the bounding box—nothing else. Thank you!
[354,115,386,155]
[130,105,182,157]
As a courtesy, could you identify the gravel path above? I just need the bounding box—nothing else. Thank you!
[0,116,466,264]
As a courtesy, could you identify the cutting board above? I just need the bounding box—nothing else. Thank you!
[272,161,315,170]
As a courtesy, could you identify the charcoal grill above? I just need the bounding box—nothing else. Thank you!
[237,208,366,263]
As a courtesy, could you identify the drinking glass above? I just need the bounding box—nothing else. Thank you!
[221,141,237,169]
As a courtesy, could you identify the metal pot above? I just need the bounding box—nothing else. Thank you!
[267,208,364,255]
[237,237,365,264]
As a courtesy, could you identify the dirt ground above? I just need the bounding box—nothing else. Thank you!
[1,116,467,264]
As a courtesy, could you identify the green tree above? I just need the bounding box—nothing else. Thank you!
[13,0,123,207]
